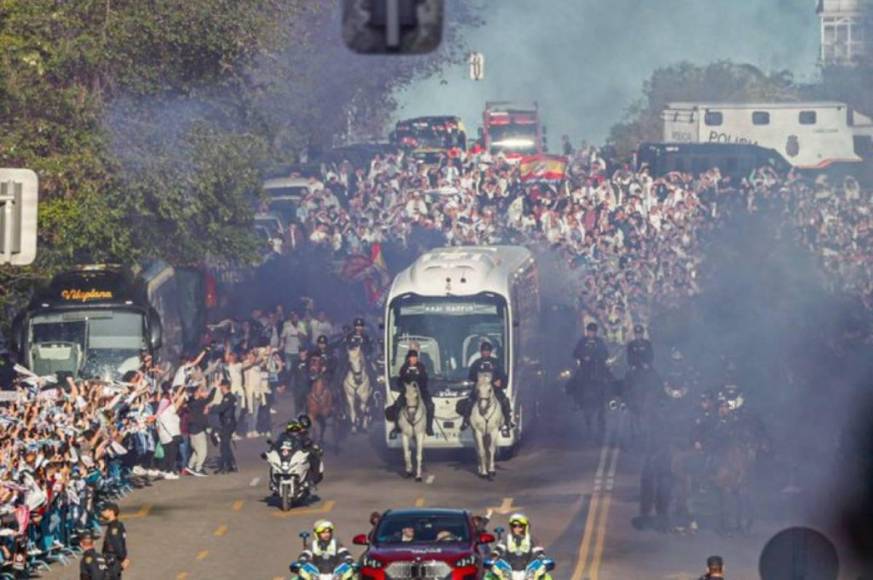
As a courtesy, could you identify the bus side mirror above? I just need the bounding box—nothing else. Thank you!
[148,307,163,350]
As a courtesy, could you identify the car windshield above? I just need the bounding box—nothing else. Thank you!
[375,513,470,545]
[387,294,507,390]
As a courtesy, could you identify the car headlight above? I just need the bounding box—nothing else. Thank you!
[455,555,476,568]
[362,557,383,569]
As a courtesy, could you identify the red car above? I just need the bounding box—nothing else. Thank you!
[354,508,495,580]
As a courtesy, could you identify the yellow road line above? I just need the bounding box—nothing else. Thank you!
[270,500,336,518]
[214,524,228,537]
[571,435,612,580]
[196,550,209,561]
[590,446,620,579]
[176,573,188,580]
[119,504,152,521]
[232,500,244,512]
[414,497,426,507]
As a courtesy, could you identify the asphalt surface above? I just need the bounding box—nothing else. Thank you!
[44,388,860,580]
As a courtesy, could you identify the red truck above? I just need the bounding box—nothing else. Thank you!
[354,508,495,580]
[480,101,546,160]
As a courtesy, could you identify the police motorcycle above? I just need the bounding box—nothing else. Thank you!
[484,525,556,580]
[289,528,358,580]
[262,421,319,511]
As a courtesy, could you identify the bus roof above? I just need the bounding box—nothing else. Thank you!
[388,246,533,300]
[30,265,149,310]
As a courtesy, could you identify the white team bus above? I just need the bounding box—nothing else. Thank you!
[662,101,873,169]
[383,246,542,453]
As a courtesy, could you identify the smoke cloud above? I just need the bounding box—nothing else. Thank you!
[396,0,818,143]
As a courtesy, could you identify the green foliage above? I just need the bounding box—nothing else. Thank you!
[608,61,799,155]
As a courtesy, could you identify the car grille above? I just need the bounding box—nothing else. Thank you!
[385,560,454,579]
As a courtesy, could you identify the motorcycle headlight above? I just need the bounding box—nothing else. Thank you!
[455,555,476,568]
[559,369,572,380]
[362,557,383,569]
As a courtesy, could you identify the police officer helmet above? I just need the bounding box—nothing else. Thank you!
[286,420,302,433]
[480,341,492,352]
[586,322,598,332]
[508,513,529,528]
[297,414,312,429]
[706,555,724,570]
[314,520,335,534]
[317,335,328,346]
[353,318,365,328]
[406,350,419,359]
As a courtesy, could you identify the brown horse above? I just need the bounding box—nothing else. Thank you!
[306,357,335,447]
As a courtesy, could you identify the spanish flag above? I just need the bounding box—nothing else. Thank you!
[519,154,567,183]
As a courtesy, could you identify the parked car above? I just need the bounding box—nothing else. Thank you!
[354,508,495,580]
[263,176,319,223]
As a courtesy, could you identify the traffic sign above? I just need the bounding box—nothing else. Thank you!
[469,52,485,81]
[0,168,38,265]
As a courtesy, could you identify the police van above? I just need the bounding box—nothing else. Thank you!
[382,246,543,455]
[662,101,873,170]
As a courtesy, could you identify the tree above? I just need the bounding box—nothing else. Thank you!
[608,61,799,156]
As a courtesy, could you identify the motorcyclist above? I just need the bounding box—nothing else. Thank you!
[460,342,513,435]
[491,514,548,575]
[269,417,323,486]
[387,350,435,436]
[293,520,353,575]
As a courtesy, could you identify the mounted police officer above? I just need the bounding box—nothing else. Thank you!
[345,318,375,359]
[568,323,611,405]
[387,350,435,436]
[294,520,353,575]
[460,341,513,435]
[311,335,338,387]
[626,324,654,371]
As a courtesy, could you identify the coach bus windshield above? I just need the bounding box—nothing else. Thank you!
[27,309,147,378]
[387,293,507,391]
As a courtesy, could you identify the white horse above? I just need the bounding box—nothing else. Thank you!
[343,345,372,433]
[469,372,504,480]
[396,380,426,482]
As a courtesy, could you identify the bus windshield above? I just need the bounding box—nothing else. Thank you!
[28,310,147,378]
[387,293,507,391]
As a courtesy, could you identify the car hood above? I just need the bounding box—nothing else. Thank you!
[366,543,474,561]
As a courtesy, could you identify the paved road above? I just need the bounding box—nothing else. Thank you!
[45,391,857,580]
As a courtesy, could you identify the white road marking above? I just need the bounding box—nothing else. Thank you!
[426,474,435,484]
[249,477,260,487]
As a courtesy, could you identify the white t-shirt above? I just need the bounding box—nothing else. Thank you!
[157,405,181,444]
[226,362,244,395]
[281,322,301,354]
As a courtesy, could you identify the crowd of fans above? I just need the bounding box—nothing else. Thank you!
[262,144,873,347]
[0,303,343,576]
